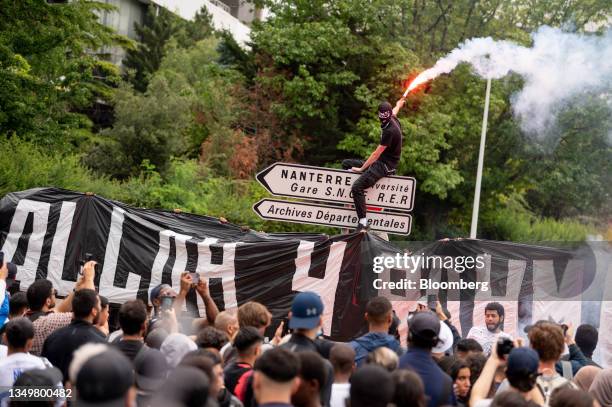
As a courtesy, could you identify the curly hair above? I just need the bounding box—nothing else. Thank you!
[528,321,565,362]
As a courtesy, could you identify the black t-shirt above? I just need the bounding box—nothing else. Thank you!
[113,339,146,362]
[224,361,252,395]
[378,116,402,169]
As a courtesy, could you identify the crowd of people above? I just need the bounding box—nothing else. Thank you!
[0,258,610,407]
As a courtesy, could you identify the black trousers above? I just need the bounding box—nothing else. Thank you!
[342,159,394,219]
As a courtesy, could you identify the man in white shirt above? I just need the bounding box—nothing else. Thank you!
[467,302,512,356]
[0,317,54,402]
[329,344,355,407]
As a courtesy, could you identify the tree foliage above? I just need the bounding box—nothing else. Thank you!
[0,0,130,146]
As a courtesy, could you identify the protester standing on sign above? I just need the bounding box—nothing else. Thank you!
[342,99,406,231]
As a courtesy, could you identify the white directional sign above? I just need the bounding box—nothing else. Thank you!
[256,163,416,212]
[253,199,412,235]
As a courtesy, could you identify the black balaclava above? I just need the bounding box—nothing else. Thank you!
[378,101,393,128]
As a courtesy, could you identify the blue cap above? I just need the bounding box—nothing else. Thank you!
[507,347,539,376]
[289,292,324,330]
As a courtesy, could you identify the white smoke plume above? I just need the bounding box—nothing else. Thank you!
[408,27,612,141]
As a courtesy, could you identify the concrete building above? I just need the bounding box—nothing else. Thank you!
[93,0,253,66]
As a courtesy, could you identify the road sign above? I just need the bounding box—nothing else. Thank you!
[256,163,416,212]
[253,199,412,235]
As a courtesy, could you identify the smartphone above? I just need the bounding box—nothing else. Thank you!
[160,296,174,311]
[0,251,4,266]
[188,272,200,284]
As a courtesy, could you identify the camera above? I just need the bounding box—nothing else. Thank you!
[79,253,98,275]
[188,272,200,284]
[496,337,514,357]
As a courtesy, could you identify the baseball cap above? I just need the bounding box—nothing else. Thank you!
[76,348,134,407]
[289,292,324,330]
[409,311,440,341]
[432,321,453,353]
[506,347,539,377]
[14,367,62,387]
[134,348,169,392]
[149,284,168,304]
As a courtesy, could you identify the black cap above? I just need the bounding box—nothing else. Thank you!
[134,348,169,392]
[14,367,62,387]
[409,311,440,340]
[76,348,134,407]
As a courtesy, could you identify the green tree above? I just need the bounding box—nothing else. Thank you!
[0,0,130,146]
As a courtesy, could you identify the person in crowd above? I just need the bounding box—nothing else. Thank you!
[549,386,597,407]
[238,301,272,335]
[281,292,334,406]
[0,259,17,328]
[0,318,54,395]
[27,261,96,355]
[365,346,399,372]
[196,326,230,352]
[450,358,472,406]
[145,328,169,350]
[391,369,427,407]
[589,368,612,407]
[281,292,334,358]
[149,273,219,332]
[470,346,545,406]
[467,352,488,385]
[489,390,534,407]
[467,302,512,356]
[151,366,211,407]
[292,351,328,407]
[224,326,263,397]
[113,299,148,361]
[329,344,355,407]
[347,364,395,407]
[160,332,197,368]
[527,321,576,401]
[41,288,106,380]
[182,349,243,407]
[456,338,484,359]
[399,311,455,407]
[10,367,63,407]
[71,345,136,407]
[96,295,110,336]
[216,311,240,358]
[572,324,600,368]
[0,291,28,337]
[434,300,462,350]
[9,292,28,319]
[573,365,601,391]
[349,296,403,366]
[134,347,169,407]
[252,347,301,407]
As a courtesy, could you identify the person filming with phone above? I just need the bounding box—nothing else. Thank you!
[148,272,219,334]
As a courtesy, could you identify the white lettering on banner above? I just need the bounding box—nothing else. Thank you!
[194,237,220,315]
[196,239,237,311]
[292,240,347,336]
[149,229,193,302]
[1,199,50,289]
[47,202,76,295]
[99,207,141,302]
